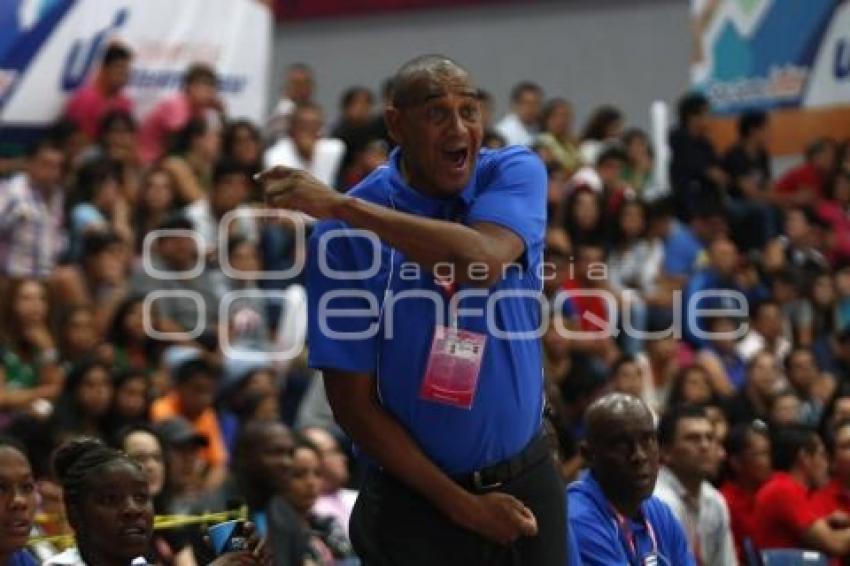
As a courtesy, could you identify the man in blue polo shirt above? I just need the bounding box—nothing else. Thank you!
[568,393,695,566]
[258,55,564,564]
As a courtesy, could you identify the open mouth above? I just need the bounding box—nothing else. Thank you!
[120,525,149,539]
[443,147,468,171]
[5,519,31,536]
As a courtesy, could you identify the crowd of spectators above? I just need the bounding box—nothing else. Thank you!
[2,41,850,565]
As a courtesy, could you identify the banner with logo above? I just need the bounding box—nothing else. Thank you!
[690,0,849,114]
[0,0,270,137]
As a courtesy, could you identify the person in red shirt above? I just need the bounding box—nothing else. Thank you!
[64,43,134,142]
[811,419,850,520]
[138,63,222,164]
[753,424,850,557]
[720,421,773,562]
[773,138,838,208]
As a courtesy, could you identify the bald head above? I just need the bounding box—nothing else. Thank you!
[585,393,653,445]
[391,54,475,109]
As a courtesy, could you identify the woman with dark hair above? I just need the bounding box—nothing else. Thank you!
[536,98,581,174]
[56,305,102,369]
[0,279,65,420]
[562,186,604,248]
[283,436,355,566]
[666,364,718,410]
[620,128,654,195]
[223,121,263,181]
[0,436,38,566]
[578,105,624,165]
[79,110,143,206]
[817,167,850,265]
[45,437,154,565]
[115,425,197,566]
[107,296,161,380]
[66,159,133,261]
[51,358,113,440]
[133,167,181,253]
[47,437,267,566]
[162,113,223,205]
[106,370,151,433]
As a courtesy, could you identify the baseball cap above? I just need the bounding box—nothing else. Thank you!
[154,417,209,448]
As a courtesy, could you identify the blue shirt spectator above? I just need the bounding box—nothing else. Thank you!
[569,471,694,566]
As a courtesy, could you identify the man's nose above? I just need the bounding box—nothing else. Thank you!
[9,487,31,510]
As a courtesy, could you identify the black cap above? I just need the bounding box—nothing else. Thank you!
[154,417,208,448]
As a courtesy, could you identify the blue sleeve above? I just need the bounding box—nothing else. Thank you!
[466,148,547,265]
[569,498,629,566]
[663,235,693,277]
[567,520,584,566]
[306,222,382,374]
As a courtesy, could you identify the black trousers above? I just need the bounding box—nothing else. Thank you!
[349,455,566,566]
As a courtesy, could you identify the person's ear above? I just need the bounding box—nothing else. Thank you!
[384,106,403,146]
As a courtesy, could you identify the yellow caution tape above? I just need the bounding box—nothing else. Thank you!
[28,508,247,546]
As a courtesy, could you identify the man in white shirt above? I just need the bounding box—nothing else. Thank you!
[265,62,315,143]
[655,405,738,566]
[263,103,345,189]
[495,81,543,147]
[737,299,791,364]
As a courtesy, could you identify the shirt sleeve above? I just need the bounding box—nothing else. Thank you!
[306,222,382,374]
[772,483,820,535]
[466,148,547,266]
[659,504,699,566]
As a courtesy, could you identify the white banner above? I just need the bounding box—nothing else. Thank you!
[0,0,271,128]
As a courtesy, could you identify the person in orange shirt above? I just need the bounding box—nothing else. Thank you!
[151,358,228,490]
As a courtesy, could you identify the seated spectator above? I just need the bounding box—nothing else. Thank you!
[773,138,837,208]
[106,369,151,433]
[568,393,695,565]
[45,437,154,565]
[66,160,133,261]
[151,358,228,490]
[63,44,133,142]
[161,113,224,205]
[219,237,273,352]
[184,159,258,256]
[609,354,646,401]
[0,436,38,566]
[681,237,743,352]
[753,424,850,556]
[105,296,163,381]
[284,435,355,565]
[817,167,850,264]
[303,427,358,537]
[56,305,101,370]
[578,105,623,166]
[495,81,543,147]
[264,103,346,190]
[768,389,803,428]
[223,120,264,182]
[763,207,831,290]
[737,300,792,364]
[265,63,315,143]
[129,214,221,337]
[667,364,717,408]
[330,86,378,185]
[0,279,65,418]
[697,317,748,392]
[0,139,66,281]
[722,110,779,251]
[811,419,850,523]
[78,110,143,205]
[536,98,581,174]
[566,144,629,212]
[51,358,113,441]
[668,92,728,219]
[116,425,197,565]
[133,167,181,253]
[621,128,656,197]
[562,187,605,247]
[196,420,308,566]
[655,405,737,565]
[720,421,773,562]
[785,347,834,427]
[154,417,209,511]
[139,63,222,165]
[725,350,782,426]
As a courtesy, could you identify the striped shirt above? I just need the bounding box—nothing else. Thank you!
[0,173,65,279]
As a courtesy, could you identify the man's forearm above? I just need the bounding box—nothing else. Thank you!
[333,195,513,287]
[324,372,475,522]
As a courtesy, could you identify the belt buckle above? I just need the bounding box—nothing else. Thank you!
[472,470,502,491]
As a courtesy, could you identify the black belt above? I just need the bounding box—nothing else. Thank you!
[453,434,551,492]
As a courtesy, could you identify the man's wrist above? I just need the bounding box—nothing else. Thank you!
[331,194,358,222]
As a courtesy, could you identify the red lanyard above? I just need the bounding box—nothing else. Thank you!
[612,507,658,566]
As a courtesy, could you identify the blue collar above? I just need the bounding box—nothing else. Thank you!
[580,469,650,522]
[386,147,477,219]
